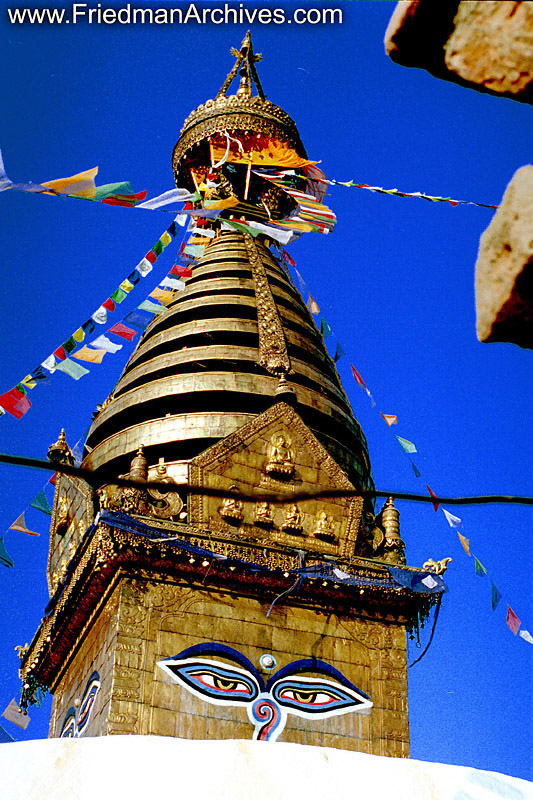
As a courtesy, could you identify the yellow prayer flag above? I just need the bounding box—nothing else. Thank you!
[72,346,107,364]
[42,167,98,198]
[457,532,470,555]
[381,414,398,426]
[73,328,85,343]
[21,374,37,390]
[10,512,39,536]
[160,231,172,247]
[150,288,174,305]
[203,196,239,210]
[209,138,316,169]
[120,279,135,294]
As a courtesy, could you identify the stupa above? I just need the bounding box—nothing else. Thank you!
[18,34,446,755]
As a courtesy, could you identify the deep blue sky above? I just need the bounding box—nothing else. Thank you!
[0,1,531,781]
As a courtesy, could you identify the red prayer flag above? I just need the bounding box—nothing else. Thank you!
[103,298,115,312]
[170,264,193,277]
[426,485,439,512]
[53,346,66,361]
[506,606,520,635]
[108,322,137,341]
[0,387,31,419]
[102,190,148,206]
[351,364,366,389]
[49,473,57,485]
[282,248,296,267]
[145,251,157,265]
[12,395,31,419]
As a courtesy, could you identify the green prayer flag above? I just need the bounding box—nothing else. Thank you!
[110,287,128,304]
[30,488,53,517]
[15,383,27,396]
[320,316,331,339]
[226,220,261,238]
[152,240,164,257]
[0,537,13,569]
[93,181,134,201]
[410,459,422,478]
[474,557,487,577]
[491,582,502,610]
[55,358,90,380]
[333,342,345,363]
[396,436,417,454]
[62,336,77,355]
[138,299,165,316]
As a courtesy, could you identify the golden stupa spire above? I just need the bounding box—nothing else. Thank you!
[216,31,265,100]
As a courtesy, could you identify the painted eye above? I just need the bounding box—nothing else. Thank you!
[158,656,261,706]
[77,673,101,736]
[271,676,372,718]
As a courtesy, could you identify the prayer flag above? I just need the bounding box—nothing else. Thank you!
[426,485,439,511]
[10,512,39,536]
[170,264,193,277]
[160,277,185,291]
[519,630,533,645]
[81,318,96,335]
[381,414,398,426]
[101,190,147,207]
[294,269,307,295]
[72,443,82,464]
[138,300,165,316]
[41,355,57,373]
[108,322,137,341]
[282,248,296,267]
[184,244,206,258]
[0,388,31,419]
[53,346,66,361]
[62,336,77,355]
[1,700,29,729]
[119,279,134,294]
[306,294,320,315]
[350,365,366,388]
[457,532,470,555]
[137,187,198,209]
[506,606,520,635]
[72,346,106,364]
[102,298,115,312]
[42,166,98,198]
[73,328,85,343]
[421,575,438,589]
[127,270,141,285]
[110,287,128,304]
[396,436,417,454]
[150,288,174,305]
[136,258,153,276]
[91,180,134,201]
[91,306,108,325]
[0,537,13,568]
[124,311,151,330]
[30,489,53,517]
[20,374,37,390]
[152,240,164,257]
[29,366,50,385]
[491,582,502,611]
[0,724,15,743]
[442,508,462,528]
[55,358,90,380]
[145,251,157,265]
[333,342,345,363]
[160,231,172,247]
[410,459,422,478]
[474,557,487,577]
[320,316,331,339]
[90,335,122,354]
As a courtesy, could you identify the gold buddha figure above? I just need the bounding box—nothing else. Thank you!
[313,510,336,543]
[281,503,303,535]
[265,432,295,479]
[220,489,244,524]
[254,501,273,528]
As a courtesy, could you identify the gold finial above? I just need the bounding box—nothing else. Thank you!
[129,446,148,481]
[47,428,74,465]
[217,31,265,100]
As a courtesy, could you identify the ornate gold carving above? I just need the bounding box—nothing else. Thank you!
[422,557,452,575]
[265,432,294,479]
[47,428,74,465]
[244,233,292,376]
[55,496,69,536]
[280,504,303,535]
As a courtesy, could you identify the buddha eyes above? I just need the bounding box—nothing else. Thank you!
[159,657,261,704]
[189,670,252,695]
[271,676,372,717]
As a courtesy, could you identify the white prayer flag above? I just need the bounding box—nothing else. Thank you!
[160,277,186,291]
[91,335,123,354]
[442,509,462,528]
[519,630,533,645]
[91,306,107,325]
[2,699,30,729]
[135,258,153,277]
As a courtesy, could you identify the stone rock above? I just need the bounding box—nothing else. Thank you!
[475,165,533,349]
[385,1,533,103]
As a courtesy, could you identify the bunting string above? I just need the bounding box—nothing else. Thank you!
[285,254,530,649]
